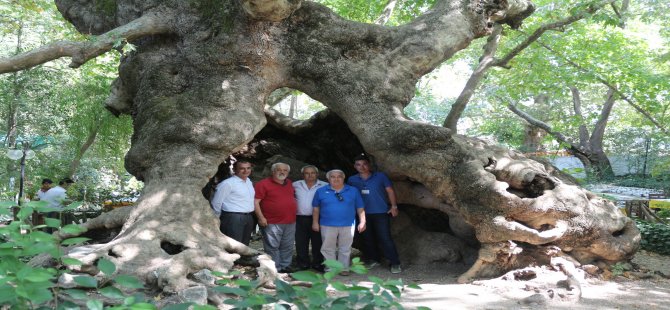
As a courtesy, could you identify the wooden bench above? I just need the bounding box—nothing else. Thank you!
[649,193,667,199]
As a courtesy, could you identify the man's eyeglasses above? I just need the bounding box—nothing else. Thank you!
[335,192,344,201]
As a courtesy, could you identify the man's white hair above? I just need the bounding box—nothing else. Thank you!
[300,165,319,174]
[271,162,290,172]
[326,169,345,179]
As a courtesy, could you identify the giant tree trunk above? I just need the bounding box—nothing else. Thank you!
[5,0,638,292]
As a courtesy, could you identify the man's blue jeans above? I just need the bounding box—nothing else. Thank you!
[362,213,400,265]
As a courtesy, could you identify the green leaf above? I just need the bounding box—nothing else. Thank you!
[0,201,17,208]
[323,260,344,270]
[416,307,432,310]
[87,299,104,310]
[74,275,98,288]
[406,283,422,289]
[331,281,348,291]
[127,302,157,309]
[61,237,90,246]
[23,268,55,282]
[44,217,61,228]
[350,264,367,274]
[61,257,83,266]
[0,284,17,304]
[191,305,217,310]
[288,271,321,283]
[368,276,384,285]
[98,258,116,275]
[63,201,83,211]
[17,206,34,220]
[23,201,49,208]
[114,275,144,289]
[64,289,89,299]
[59,224,86,235]
[99,286,125,299]
[214,286,248,297]
[162,303,194,310]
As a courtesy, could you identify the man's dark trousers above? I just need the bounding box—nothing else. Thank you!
[295,215,323,269]
[363,213,400,265]
[220,211,255,246]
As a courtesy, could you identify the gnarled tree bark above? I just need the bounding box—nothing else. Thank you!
[2,0,638,294]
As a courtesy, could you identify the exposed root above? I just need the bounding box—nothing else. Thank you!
[458,241,522,283]
[551,256,582,300]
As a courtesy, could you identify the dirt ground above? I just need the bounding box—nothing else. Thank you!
[335,250,670,310]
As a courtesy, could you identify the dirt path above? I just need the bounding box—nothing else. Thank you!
[340,251,670,309]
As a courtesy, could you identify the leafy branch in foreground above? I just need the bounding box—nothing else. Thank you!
[214,258,426,310]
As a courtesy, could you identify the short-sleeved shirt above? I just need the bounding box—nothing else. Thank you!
[293,180,328,216]
[312,185,363,227]
[255,178,297,224]
[36,189,49,201]
[41,186,67,210]
[347,172,392,214]
[211,175,255,214]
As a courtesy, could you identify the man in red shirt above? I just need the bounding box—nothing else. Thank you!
[254,162,297,273]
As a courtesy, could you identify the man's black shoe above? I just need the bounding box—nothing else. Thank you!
[311,265,325,273]
[278,267,294,273]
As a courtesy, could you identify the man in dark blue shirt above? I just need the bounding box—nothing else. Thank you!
[347,154,402,274]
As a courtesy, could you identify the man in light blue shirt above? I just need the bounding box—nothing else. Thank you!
[211,160,255,245]
[312,169,366,275]
[293,165,328,271]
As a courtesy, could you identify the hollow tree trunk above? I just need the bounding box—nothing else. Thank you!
[33,0,639,291]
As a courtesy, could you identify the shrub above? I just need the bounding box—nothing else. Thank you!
[213,259,424,310]
[1,201,427,309]
[636,219,670,255]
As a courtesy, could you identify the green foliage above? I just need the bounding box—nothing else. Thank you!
[317,0,435,24]
[0,201,152,309]
[215,258,424,310]
[636,219,670,255]
[1,201,424,309]
[610,262,629,276]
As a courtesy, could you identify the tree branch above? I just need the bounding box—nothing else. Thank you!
[443,24,502,130]
[264,107,331,135]
[507,102,579,150]
[493,0,615,68]
[374,0,398,25]
[570,86,590,149]
[0,11,173,74]
[442,1,612,131]
[590,88,616,147]
[536,41,669,135]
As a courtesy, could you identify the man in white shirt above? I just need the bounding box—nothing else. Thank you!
[41,178,74,232]
[35,178,53,201]
[293,165,328,271]
[211,160,256,245]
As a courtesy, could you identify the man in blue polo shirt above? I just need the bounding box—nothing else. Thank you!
[347,154,402,274]
[312,169,366,275]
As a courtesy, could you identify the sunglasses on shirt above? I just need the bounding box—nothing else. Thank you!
[335,192,344,201]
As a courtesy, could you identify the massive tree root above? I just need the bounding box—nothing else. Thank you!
[59,184,276,292]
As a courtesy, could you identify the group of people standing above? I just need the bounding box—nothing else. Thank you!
[210,154,402,275]
[34,177,75,231]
